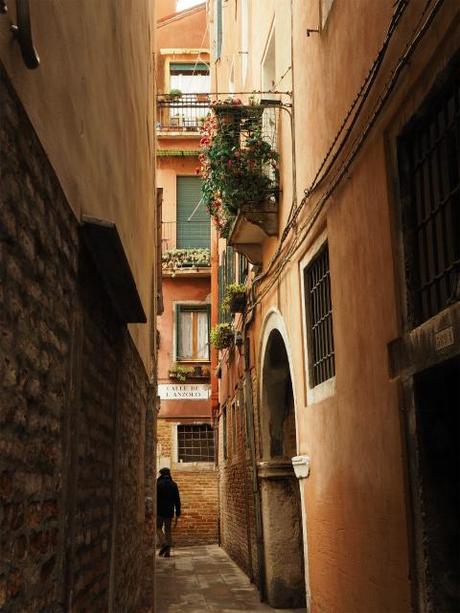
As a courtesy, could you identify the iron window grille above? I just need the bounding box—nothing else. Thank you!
[177,424,215,463]
[304,242,335,387]
[398,72,460,327]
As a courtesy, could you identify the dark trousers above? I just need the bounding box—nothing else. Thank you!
[157,516,172,548]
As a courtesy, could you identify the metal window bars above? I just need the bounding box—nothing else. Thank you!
[177,424,215,462]
[399,75,460,326]
[304,243,335,387]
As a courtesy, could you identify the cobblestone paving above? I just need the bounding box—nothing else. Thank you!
[156,544,307,613]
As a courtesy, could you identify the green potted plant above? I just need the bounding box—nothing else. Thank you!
[168,364,192,382]
[223,283,247,313]
[210,323,234,350]
[168,88,182,100]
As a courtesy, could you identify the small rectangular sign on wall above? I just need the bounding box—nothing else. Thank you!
[158,383,211,400]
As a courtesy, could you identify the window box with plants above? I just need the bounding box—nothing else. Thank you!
[168,364,210,381]
[210,323,234,350]
[223,283,247,314]
[198,98,279,239]
[168,364,193,382]
[162,248,210,271]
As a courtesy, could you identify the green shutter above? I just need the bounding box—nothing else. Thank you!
[176,176,210,249]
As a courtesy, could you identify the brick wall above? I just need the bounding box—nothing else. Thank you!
[156,418,218,547]
[217,380,261,588]
[0,66,155,611]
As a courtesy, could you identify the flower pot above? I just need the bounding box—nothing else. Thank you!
[193,365,203,377]
[229,292,246,313]
[216,333,233,349]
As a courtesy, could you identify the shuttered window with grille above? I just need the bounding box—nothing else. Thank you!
[176,176,210,249]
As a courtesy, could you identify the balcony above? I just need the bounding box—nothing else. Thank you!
[198,102,281,264]
[156,93,210,137]
[161,222,211,277]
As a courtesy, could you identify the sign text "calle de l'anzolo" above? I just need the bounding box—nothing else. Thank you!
[158,383,211,400]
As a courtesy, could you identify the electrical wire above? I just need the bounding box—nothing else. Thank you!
[248,0,445,314]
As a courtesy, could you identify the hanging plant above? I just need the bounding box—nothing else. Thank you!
[222,283,247,314]
[210,323,234,350]
[197,99,279,237]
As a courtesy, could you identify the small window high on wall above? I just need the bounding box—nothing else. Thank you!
[177,424,215,462]
[176,304,210,361]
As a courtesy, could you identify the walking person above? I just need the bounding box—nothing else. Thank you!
[157,467,181,557]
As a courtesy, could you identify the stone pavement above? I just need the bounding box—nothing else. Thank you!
[155,544,307,613]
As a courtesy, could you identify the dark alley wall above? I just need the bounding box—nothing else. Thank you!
[0,67,154,612]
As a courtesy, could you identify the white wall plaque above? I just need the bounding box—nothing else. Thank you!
[158,383,211,400]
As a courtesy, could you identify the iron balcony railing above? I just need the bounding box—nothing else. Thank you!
[156,93,211,133]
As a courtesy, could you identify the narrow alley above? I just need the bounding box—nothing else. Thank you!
[156,545,306,613]
[1,0,459,611]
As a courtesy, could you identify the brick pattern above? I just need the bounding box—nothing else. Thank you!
[1,65,79,612]
[217,382,261,588]
[156,419,218,547]
[173,470,218,546]
[0,67,154,611]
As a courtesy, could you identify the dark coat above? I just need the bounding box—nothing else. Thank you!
[157,475,181,518]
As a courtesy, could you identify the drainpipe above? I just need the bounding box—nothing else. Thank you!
[238,381,254,582]
[210,223,220,544]
[242,307,266,601]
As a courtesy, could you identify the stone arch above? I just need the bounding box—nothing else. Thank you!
[257,309,307,609]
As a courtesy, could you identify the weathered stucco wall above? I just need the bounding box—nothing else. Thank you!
[0,0,156,370]
[211,0,460,611]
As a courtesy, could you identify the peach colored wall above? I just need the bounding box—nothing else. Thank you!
[157,157,201,231]
[157,3,207,49]
[158,277,211,380]
[210,0,460,611]
[0,0,156,371]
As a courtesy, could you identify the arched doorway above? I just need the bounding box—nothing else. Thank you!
[258,323,307,609]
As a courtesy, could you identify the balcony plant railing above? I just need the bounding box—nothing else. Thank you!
[162,247,210,270]
[198,98,279,237]
[168,363,210,381]
[157,92,211,133]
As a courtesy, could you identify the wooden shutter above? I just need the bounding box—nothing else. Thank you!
[176,176,210,249]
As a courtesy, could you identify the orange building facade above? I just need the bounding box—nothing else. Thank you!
[206,1,460,612]
[155,1,218,548]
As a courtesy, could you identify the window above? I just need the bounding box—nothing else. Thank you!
[304,242,335,387]
[176,304,210,361]
[177,424,215,462]
[215,0,223,60]
[240,0,249,82]
[398,74,460,327]
[218,247,235,323]
[222,406,227,460]
[176,176,210,249]
[231,401,237,456]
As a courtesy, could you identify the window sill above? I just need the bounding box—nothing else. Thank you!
[306,376,336,406]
